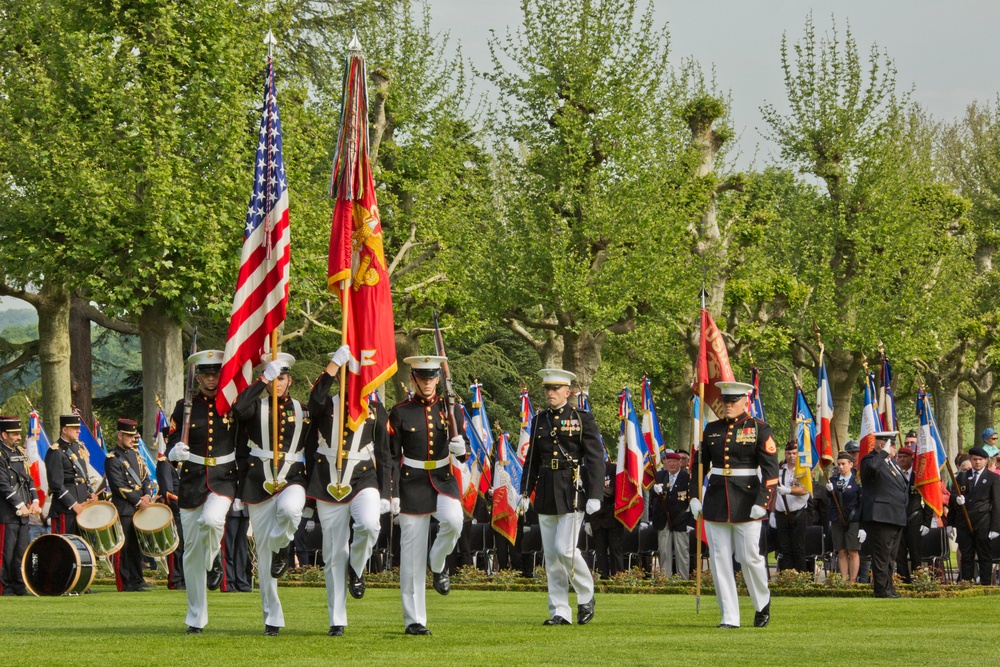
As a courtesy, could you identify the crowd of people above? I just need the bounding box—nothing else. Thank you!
[2,363,1000,634]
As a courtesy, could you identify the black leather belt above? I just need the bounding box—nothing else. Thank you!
[546,457,578,470]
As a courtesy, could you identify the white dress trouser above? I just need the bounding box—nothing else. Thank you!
[704,520,770,627]
[179,492,232,629]
[316,488,381,627]
[397,494,463,627]
[247,485,306,628]
[538,512,594,620]
[658,529,690,579]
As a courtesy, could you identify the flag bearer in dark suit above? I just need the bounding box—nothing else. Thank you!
[893,437,934,584]
[950,446,1000,584]
[825,451,863,581]
[0,416,39,595]
[44,415,95,535]
[389,355,469,636]
[222,495,252,593]
[105,418,154,592]
[232,352,309,636]
[859,431,907,598]
[650,452,691,579]
[307,345,393,637]
[689,380,779,628]
[166,350,238,633]
[520,369,605,627]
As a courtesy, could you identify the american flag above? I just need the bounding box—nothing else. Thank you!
[217,58,290,413]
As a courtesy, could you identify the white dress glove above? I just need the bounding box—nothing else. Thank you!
[653,483,664,494]
[825,482,834,492]
[168,443,190,462]
[305,520,316,532]
[584,523,593,537]
[955,495,966,505]
[858,529,867,544]
[776,485,791,495]
[689,498,702,520]
[586,499,601,515]
[990,531,1000,540]
[516,496,530,514]
[262,359,284,382]
[331,344,351,368]
[449,436,467,456]
[946,526,956,540]
[231,499,244,512]
[391,497,400,515]
[686,525,694,533]
[749,504,767,520]
[379,498,391,515]
[920,525,930,537]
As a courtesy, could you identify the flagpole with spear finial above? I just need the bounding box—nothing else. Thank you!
[695,284,707,614]
[262,29,284,488]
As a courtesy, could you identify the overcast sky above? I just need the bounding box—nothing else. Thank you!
[427,0,1000,166]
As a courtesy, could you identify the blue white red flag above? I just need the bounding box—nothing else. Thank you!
[878,355,898,433]
[468,383,494,495]
[517,388,534,463]
[75,413,106,479]
[640,376,664,486]
[915,391,945,516]
[857,374,880,464]
[154,409,170,460]
[26,409,50,504]
[749,366,767,422]
[217,57,291,413]
[815,359,834,466]
[577,391,610,461]
[614,388,644,530]
[491,430,523,545]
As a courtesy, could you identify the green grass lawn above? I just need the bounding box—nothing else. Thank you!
[6,584,998,666]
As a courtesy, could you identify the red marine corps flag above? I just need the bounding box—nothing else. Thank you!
[328,35,397,432]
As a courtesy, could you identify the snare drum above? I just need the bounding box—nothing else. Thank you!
[77,500,124,557]
[22,533,96,596]
[133,504,179,558]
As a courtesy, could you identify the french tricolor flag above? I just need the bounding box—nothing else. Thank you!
[614,388,644,530]
[815,359,834,465]
[856,374,880,463]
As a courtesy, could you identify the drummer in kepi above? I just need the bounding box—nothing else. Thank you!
[166,349,239,634]
[105,418,155,592]
[45,414,96,535]
[519,369,605,626]
[306,345,393,636]
[0,416,40,596]
[232,352,309,637]
[689,380,779,629]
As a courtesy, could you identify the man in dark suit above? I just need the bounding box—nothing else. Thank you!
[44,415,95,535]
[859,431,907,598]
[520,368,605,627]
[950,446,1000,584]
[893,434,934,583]
[105,418,155,592]
[0,416,40,596]
[650,452,691,579]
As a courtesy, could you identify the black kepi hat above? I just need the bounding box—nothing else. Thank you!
[117,418,139,436]
[0,416,21,433]
[60,414,81,428]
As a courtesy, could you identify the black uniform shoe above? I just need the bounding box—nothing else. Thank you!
[270,548,289,578]
[348,567,366,599]
[405,623,432,635]
[577,599,595,625]
[185,626,203,635]
[264,625,280,637]
[432,570,450,596]
[718,624,740,629]
[543,616,572,626]
[753,602,770,628]
[328,625,345,636]
[207,555,223,591]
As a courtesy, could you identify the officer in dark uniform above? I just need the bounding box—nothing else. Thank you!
[859,430,907,598]
[105,418,154,592]
[950,446,1000,584]
[389,355,469,636]
[689,380,779,629]
[307,345,393,636]
[520,368,605,626]
[0,416,40,595]
[893,437,934,583]
[44,414,95,535]
[166,349,239,633]
[232,352,308,636]
[650,451,692,579]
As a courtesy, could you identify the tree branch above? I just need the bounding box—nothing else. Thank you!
[0,340,39,374]
[388,221,418,277]
[0,283,41,308]
[401,273,447,294]
[393,241,440,280]
[504,311,561,332]
[76,301,139,336]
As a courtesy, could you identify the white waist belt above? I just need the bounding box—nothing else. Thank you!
[188,452,236,466]
[317,444,373,462]
[402,456,449,470]
[709,468,758,477]
[250,447,305,464]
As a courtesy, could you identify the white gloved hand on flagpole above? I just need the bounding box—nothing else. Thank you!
[449,436,467,456]
[689,498,702,520]
[331,344,351,368]
[262,359,283,382]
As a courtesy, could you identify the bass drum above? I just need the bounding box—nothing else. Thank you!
[133,503,179,558]
[22,533,96,596]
